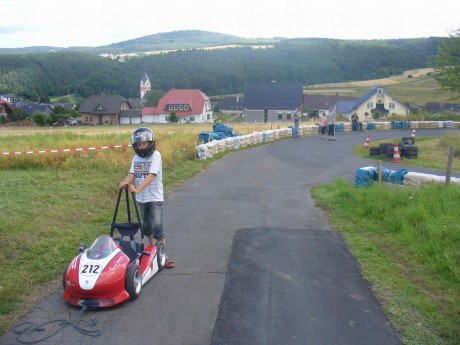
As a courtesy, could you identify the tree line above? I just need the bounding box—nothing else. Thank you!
[0,37,443,102]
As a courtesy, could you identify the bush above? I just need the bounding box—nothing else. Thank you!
[32,112,50,126]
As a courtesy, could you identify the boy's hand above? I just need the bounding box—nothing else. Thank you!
[128,184,137,194]
[119,181,129,189]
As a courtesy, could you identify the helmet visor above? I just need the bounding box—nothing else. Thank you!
[132,130,153,144]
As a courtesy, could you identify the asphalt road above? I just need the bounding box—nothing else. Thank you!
[2,128,458,345]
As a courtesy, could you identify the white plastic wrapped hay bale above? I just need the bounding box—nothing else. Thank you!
[411,121,420,129]
[231,137,241,149]
[224,137,234,150]
[306,125,316,135]
[278,128,289,138]
[195,144,209,159]
[263,130,273,141]
[217,139,227,153]
[205,141,217,157]
[249,132,259,144]
[239,134,249,147]
[403,172,460,187]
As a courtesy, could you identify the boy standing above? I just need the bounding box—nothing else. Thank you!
[119,127,175,268]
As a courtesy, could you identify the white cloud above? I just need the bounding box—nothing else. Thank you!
[0,0,459,48]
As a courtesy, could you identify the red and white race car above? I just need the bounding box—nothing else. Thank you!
[63,189,165,308]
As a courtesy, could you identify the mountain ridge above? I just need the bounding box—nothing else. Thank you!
[0,30,281,55]
[0,29,444,56]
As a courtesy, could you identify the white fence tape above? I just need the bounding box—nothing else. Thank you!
[1,144,131,156]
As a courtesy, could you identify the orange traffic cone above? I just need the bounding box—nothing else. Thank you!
[363,134,371,148]
[392,142,402,163]
[411,128,416,141]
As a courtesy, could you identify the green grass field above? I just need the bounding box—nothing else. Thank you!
[306,68,460,104]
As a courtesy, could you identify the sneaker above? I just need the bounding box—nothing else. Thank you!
[332,138,336,141]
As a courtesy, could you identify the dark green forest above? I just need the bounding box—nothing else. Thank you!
[0,31,443,102]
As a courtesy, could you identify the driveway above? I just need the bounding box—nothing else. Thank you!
[2,128,457,345]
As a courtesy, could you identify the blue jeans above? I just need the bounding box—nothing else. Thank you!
[293,121,299,137]
[138,201,164,240]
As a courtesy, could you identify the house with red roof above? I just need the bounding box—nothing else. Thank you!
[0,100,15,123]
[141,89,213,124]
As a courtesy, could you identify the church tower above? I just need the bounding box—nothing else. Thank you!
[140,72,151,99]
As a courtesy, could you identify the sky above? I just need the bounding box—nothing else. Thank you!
[1,0,459,49]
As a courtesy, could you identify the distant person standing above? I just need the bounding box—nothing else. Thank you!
[320,113,327,139]
[292,108,301,138]
[328,106,336,141]
[351,112,359,131]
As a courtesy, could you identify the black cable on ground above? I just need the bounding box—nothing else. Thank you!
[12,307,102,344]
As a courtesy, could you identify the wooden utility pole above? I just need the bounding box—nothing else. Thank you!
[445,147,454,185]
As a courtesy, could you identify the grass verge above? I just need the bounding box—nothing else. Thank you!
[311,182,459,344]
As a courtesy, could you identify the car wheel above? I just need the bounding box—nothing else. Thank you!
[157,242,166,272]
[126,264,142,300]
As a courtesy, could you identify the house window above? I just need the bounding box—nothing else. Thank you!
[184,105,188,110]
[367,102,373,109]
[287,113,292,120]
[179,105,183,110]
[165,116,169,122]
[96,104,104,111]
[389,103,395,109]
[278,112,283,120]
[169,105,173,110]
[174,105,178,110]
[190,116,195,121]
[207,114,211,120]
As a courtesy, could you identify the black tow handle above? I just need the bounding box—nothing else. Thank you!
[112,186,144,236]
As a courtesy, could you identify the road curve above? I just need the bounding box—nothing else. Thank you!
[1,128,458,345]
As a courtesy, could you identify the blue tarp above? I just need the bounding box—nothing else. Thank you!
[355,167,377,187]
[212,123,238,137]
[198,123,239,143]
[391,121,411,129]
[367,122,376,130]
[355,166,409,187]
[380,167,409,184]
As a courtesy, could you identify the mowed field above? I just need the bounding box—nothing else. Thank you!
[305,68,458,104]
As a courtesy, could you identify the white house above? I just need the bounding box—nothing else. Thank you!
[141,89,213,124]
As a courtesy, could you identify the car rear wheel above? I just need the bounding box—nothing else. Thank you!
[157,242,166,272]
[126,264,142,300]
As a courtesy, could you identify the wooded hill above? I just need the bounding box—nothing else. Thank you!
[0,30,444,102]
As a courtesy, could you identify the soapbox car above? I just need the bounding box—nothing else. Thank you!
[63,188,166,308]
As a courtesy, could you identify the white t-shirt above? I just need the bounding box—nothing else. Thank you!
[130,151,163,203]
[328,111,336,125]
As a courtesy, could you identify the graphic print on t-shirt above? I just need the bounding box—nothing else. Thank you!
[134,161,151,179]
